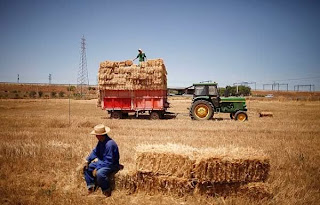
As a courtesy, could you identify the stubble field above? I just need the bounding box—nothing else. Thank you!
[0,97,319,204]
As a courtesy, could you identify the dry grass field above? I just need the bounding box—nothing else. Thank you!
[0,97,319,204]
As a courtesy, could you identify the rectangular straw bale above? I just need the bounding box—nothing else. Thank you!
[114,169,137,195]
[135,172,194,197]
[259,112,273,117]
[119,61,126,67]
[194,181,272,199]
[100,61,107,68]
[194,181,243,197]
[98,59,167,90]
[135,144,197,179]
[105,61,115,68]
[194,146,270,183]
[238,182,272,200]
[125,60,133,66]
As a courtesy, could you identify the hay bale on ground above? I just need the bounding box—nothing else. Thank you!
[135,144,270,183]
[135,144,196,179]
[194,181,272,199]
[114,144,271,199]
[114,169,137,195]
[194,146,270,183]
[135,172,194,197]
[194,181,243,197]
[259,112,273,117]
[114,170,194,197]
[238,182,273,200]
[114,170,272,199]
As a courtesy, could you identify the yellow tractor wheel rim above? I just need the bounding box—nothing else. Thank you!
[195,104,209,118]
[237,113,247,121]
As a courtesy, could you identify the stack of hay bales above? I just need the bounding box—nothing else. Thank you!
[97,59,167,106]
[115,144,272,199]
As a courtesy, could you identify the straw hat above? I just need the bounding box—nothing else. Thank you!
[90,124,111,135]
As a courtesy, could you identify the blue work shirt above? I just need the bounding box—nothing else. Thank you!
[86,136,120,171]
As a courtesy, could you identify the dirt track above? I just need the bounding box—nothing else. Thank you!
[0,98,319,204]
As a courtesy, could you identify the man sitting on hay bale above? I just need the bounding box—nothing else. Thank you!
[83,124,123,197]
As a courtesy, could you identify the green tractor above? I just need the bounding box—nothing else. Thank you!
[189,82,248,121]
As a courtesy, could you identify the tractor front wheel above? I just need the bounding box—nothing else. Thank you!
[234,111,248,122]
[190,100,214,120]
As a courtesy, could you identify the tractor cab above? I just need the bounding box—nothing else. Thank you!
[193,82,219,97]
[193,82,220,108]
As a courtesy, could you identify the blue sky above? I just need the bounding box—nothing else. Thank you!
[1,0,319,90]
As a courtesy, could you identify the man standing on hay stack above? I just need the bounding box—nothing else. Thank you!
[133,48,147,65]
[83,124,123,197]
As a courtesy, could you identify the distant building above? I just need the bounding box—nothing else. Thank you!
[167,86,194,95]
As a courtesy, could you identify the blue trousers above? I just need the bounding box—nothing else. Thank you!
[84,162,113,192]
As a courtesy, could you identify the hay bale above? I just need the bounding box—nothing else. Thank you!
[113,171,272,199]
[97,59,167,91]
[114,169,137,195]
[135,172,194,197]
[259,112,273,117]
[135,144,196,179]
[113,144,271,199]
[194,181,272,199]
[136,144,270,183]
[125,60,133,66]
[238,182,273,200]
[194,147,270,183]
[114,170,194,197]
[105,61,115,68]
[194,181,243,197]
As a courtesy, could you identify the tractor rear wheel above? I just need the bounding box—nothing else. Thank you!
[111,111,122,119]
[150,111,160,120]
[190,100,214,120]
[234,111,248,122]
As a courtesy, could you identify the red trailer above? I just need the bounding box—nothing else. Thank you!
[100,89,170,119]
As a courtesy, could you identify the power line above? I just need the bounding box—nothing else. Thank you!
[270,76,320,82]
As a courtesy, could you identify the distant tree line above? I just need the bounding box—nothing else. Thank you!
[219,85,251,96]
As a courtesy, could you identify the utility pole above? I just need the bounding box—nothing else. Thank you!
[49,74,52,84]
[17,74,19,83]
[77,35,89,97]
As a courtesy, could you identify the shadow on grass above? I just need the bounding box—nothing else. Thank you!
[101,113,177,120]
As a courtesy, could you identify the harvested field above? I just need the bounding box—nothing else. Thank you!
[251,90,320,101]
[0,97,319,204]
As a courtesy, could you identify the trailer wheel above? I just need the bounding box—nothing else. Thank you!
[111,111,122,119]
[150,111,160,120]
[235,111,248,122]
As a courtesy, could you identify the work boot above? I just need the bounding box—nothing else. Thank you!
[88,187,95,195]
[88,186,98,195]
[103,188,112,197]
